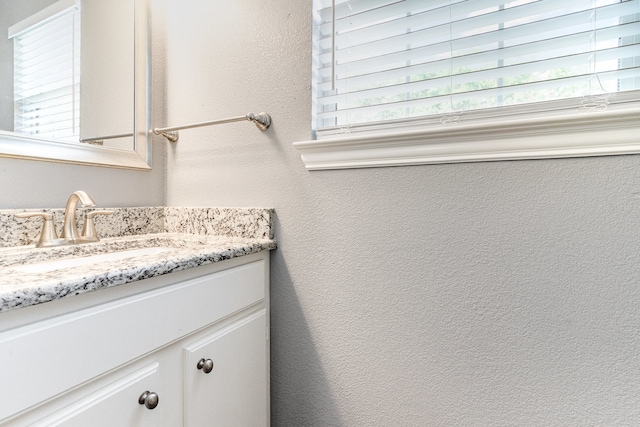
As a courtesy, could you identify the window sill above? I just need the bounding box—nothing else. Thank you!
[293,107,640,170]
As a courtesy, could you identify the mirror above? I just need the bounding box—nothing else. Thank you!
[0,0,151,170]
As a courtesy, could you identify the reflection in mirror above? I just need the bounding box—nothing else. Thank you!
[80,0,134,150]
[0,0,150,170]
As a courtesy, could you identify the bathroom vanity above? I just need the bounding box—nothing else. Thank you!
[0,207,276,426]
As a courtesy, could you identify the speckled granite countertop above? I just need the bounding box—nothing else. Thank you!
[0,207,276,313]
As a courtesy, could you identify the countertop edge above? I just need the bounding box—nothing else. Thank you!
[0,235,276,313]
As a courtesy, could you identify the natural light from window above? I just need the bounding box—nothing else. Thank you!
[312,0,640,135]
[9,2,81,142]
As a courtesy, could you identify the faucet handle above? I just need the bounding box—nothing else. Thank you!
[85,210,114,219]
[81,210,113,240]
[14,212,59,248]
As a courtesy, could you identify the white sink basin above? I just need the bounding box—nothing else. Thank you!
[12,247,174,274]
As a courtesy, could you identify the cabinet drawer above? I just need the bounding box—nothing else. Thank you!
[30,363,161,427]
[0,259,265,422]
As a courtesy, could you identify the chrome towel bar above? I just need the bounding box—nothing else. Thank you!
[153,112,272,142]
[80,132,134,144]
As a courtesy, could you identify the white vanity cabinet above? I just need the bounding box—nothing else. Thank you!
[0,252,270,427]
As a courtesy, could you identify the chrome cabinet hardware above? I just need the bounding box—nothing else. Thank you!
[138,390,159,410]
[196,358,214,374]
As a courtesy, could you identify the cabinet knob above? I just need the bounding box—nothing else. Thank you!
[197,358,214,374]
[138,390,159,410]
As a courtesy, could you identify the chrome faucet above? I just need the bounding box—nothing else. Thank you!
[60,190,96,242]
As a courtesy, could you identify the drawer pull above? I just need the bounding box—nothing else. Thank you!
[196,358,214,374]
[138,390,159,410]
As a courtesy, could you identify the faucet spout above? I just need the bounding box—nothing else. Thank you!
[61,190,96,241]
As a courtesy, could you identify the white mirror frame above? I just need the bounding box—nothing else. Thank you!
[0,0,151,170]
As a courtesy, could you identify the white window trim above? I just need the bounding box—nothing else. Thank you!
[294,105,640,170]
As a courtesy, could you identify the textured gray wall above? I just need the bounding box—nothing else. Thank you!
[164,1,640,425]
[0,153,164,209]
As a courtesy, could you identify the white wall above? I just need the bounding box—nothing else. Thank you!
[164,1,640,425]
[81,0,134,150]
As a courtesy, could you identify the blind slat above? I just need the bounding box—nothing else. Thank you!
[318,1,635,63]
[317,25,640,93]
[318,4,637,65]
[318,0,593,45]
[318,51,639,110]
[318,69,640,124]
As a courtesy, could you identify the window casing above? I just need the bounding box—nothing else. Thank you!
[295,0,640,170]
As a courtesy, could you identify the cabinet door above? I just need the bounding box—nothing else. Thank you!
[30,363,161,427]
[184,310,268,427]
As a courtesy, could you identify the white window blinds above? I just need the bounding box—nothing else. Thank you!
[9,1,81,141]
[312,0,640,137]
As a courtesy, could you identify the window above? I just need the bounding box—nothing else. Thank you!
[9,0,81,142]
[294,0,640,170]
